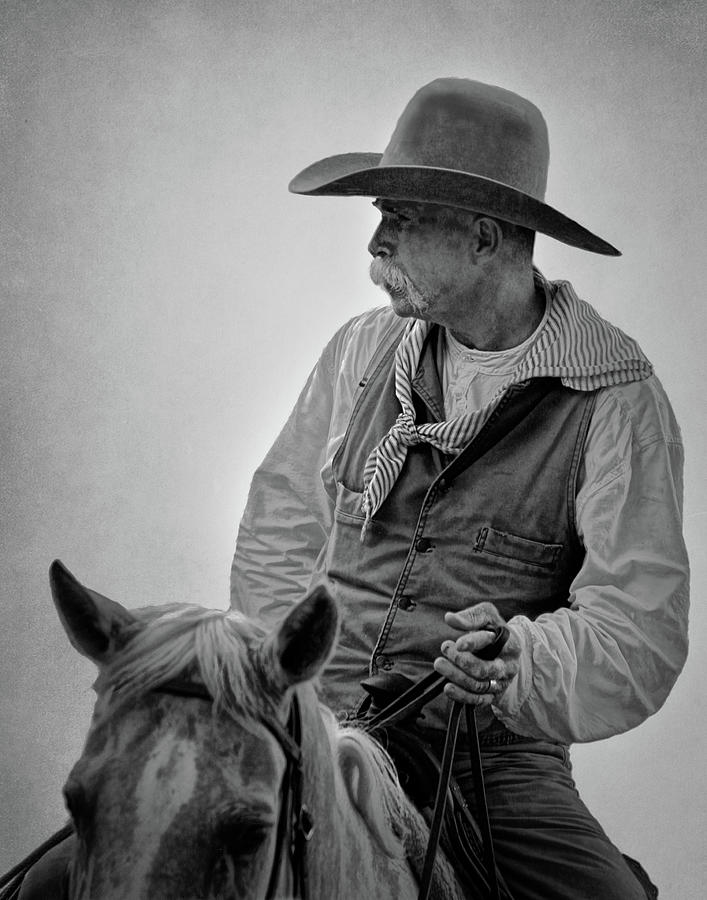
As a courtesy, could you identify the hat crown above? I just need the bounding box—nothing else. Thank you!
[380,78,549,202]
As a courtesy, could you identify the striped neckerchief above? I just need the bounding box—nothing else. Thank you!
[360,271,652,534]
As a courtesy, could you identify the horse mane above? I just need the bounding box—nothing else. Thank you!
[331,717,461,896]
[315,708,406,857]
[94,602,272,723]
[93,602,460,896]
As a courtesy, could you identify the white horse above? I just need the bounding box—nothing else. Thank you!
[28,560,470,899]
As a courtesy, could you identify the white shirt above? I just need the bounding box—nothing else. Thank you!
[441,299,552,417]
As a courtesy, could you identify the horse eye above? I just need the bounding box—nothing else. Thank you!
[219,822,270,857]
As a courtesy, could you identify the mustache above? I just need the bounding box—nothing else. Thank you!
[369,257,417,294]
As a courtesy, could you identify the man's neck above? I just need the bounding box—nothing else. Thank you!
[449,266,543,351]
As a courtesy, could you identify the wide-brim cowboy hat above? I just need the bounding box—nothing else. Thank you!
[289,78,620,256]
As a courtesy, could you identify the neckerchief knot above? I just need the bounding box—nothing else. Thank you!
[389,411,421,448]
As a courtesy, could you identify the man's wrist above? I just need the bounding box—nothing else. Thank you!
[491,617,533,718]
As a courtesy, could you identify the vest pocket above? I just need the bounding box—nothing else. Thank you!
[473,526,562,570]
[333,482,367,524]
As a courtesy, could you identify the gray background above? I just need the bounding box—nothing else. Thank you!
[1,1,705,896]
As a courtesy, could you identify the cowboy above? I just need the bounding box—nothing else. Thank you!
[231,78,688,898]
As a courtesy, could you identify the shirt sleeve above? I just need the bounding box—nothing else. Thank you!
[230,328,343,628]
[230,309,392,628]
[493,375,690,743]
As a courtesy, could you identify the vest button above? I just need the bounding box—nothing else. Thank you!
[398,595,417,611]
[415,537,435,553]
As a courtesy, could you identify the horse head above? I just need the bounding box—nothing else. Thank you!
[49,561,466,900]
[50,560,340,899]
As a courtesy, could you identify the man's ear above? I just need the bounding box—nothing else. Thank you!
[50,559,138,665]
[470,215,502,260]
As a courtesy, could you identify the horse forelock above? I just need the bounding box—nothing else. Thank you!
[93,603,274,723]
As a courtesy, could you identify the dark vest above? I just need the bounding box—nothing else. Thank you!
[319,323,597,730]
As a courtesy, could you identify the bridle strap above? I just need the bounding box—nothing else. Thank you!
[262,697,312,900]
[286,698,314,900]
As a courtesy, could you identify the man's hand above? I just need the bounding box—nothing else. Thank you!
[433,602,520,706]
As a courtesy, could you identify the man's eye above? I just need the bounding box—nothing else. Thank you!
[386,210,412,225]
[372,201,413,223]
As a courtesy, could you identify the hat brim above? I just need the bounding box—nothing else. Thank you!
[289,153,620,256]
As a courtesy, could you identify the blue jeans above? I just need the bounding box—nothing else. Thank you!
[447,733,652,899]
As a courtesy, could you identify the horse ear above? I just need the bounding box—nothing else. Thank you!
[50,559,138,665]
[271,582,339,687]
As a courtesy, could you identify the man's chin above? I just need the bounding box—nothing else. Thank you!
[385,288,415,318]
[390,301,415,319]
[389,294,430,320]
[371,277,426,318]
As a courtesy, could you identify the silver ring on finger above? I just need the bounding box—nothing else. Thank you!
[488,678,499,692]
[479,677,492,693]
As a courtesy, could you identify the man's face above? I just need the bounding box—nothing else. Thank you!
[368,199,478,324]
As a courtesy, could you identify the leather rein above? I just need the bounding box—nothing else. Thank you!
[360,625,511,900]
[361,672,506,900]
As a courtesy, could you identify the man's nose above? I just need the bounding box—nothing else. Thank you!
[368,221,394,258]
